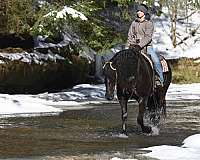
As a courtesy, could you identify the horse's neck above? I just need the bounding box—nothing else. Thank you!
[137,55,154,91]
[114,53,139,81]
[138,54,154,75]
[113,50,138,66]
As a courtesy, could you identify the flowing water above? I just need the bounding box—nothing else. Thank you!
[0,99,200,160]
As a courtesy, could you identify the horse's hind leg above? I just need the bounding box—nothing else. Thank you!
[137,97,152,133]
[157,87,167,116]
[119,98,128,135]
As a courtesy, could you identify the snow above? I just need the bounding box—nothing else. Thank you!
[182,134,200,149]
[111,157,137,160]
[0,51,65,64]
[44,6,87,21]
[153,9,200,59]
[111,134,200,160]
[141,134,200,160]
[0,83,200,116]
[0,95,62,115]
[0,84,106,117]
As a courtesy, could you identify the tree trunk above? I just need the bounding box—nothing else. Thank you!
[171,3,177,48]
[0,0,8,33]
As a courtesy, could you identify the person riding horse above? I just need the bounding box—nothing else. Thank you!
[103,4,172,135]
[103,48,172,134]
[127,4,164,87]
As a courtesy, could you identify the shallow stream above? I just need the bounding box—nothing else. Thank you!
[0,99,199,159]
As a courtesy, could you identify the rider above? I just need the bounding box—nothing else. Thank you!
[127,4,164,86]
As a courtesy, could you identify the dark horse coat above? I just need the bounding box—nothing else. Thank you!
[103,48,172,134]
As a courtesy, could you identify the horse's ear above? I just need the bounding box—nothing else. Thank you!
[129,45,142,56]
[132,45,142,52]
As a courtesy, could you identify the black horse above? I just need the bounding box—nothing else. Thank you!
[103,48,172,134]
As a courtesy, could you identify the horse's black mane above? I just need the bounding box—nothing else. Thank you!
[110,49,139,81]
[111,49,138,65]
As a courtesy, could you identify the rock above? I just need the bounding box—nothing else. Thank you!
[0,51,92,94]
[0,31,96,94]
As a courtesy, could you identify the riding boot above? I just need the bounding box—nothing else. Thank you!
[155,75,163,88]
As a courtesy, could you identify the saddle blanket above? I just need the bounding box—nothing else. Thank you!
[160,59,169,72]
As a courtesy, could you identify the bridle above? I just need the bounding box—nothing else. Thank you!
[103,61,116,71]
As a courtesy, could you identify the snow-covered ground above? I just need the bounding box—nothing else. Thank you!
[141,134,200,160]
[112,134,200,160]
[1,83,200,116]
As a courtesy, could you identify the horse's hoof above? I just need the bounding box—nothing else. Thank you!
[121,130,128,136]
[119,132,129,138]
[142,126,152,134]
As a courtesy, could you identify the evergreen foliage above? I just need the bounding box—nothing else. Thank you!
[1,0,200,52]
[31,1,123,53]
[1,0,35,34]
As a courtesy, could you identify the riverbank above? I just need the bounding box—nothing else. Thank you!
[169,57,200,83]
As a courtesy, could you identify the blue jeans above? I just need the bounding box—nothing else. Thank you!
[147,47,164,84]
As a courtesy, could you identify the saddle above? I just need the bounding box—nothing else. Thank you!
[140,52,169,87]
[141,52,169,73]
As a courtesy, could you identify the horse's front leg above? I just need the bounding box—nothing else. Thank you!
[118,97,128,135]
[137,97,152,133]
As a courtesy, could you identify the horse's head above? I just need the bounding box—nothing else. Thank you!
[103,61,117,100]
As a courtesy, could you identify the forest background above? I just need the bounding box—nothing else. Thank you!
[0,0,200,84]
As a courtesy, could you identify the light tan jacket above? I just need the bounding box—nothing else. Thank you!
[127,19,154,53]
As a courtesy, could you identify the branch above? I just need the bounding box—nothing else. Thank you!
[176,24,200,46]
[194,37,200,43]
[177,11,197,21]
[176,35,189,46]
[190,24,200,36]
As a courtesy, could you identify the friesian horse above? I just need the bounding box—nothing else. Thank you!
[103,48,172,134]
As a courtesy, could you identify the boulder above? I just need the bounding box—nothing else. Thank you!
[0,51,92,94]
[0,33,95,94]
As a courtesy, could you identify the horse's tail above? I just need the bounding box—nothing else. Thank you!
[146,92,166,126]
[162,60,172,116]
[146,94,156,123]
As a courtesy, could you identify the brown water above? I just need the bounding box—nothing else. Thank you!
[0,100,200,160]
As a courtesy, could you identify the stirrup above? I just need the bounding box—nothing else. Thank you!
[155,76,163,88]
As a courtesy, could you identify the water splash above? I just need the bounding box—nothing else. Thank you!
[150,125,160,136]
[112,133,129,138]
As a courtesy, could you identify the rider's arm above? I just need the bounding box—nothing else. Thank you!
[127,21,137,47]
[139,21,154,48]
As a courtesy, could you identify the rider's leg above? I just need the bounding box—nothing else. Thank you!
[147,47,164,85]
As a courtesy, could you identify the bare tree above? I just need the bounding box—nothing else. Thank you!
[165,0,200,48]
[0,0,9,33]
[165,0,178,48]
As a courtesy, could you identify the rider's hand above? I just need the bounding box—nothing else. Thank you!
[130,44,142,52]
